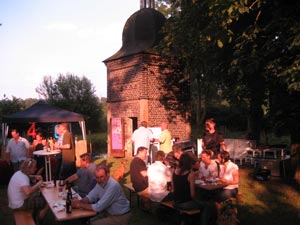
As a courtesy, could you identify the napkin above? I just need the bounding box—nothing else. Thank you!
[53,201,65,212]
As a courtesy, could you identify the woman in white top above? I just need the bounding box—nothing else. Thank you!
[7,158,49,220]
[216,151,239,202]
[198,150,219,180]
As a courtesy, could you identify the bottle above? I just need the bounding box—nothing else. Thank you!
[49,137,54,151]
[65,181,72,213]
[53,175,56,187]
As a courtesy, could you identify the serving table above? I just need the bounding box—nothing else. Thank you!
[33,149,61,182]
[40,183,96,221]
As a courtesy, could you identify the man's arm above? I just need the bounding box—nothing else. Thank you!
[71,197,94,211]
[64,174,78,185]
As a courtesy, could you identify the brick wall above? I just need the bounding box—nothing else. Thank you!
[105,53,191,157]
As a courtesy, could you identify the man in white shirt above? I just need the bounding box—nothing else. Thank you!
[6,129,30,171]
[132,121,154,156]
[147,151,172,202]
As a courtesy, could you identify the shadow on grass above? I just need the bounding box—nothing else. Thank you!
[1,160,300,225]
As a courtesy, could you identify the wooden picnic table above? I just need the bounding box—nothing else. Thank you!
[195,180,227,191]
[40,182,96,221]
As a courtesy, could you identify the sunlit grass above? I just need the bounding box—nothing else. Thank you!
[93,157,300,225]
[1,157,300,225]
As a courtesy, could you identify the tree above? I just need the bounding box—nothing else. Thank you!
[158,0,244,131]
[157,0,300,145]
[36,73,104,132]
[0,96,25,124]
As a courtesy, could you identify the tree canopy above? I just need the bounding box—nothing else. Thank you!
[157,0,300,144]
[36,73,105,132]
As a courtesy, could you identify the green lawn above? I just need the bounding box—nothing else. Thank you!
[1,157,300,225]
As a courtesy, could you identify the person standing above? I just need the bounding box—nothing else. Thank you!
[202,118,227,159]
[147,151,172,202]
[54,123,76,179]
[32,132,46,176]
[156,122,172,154]
[6,129,30,171]
[132,121,154,156]
[71,165,131,225]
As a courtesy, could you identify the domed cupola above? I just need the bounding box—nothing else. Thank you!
[104,4,166,62]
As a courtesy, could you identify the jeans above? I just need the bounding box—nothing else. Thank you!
[215,188,238,202]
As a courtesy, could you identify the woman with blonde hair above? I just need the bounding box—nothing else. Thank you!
[7,158,49,222]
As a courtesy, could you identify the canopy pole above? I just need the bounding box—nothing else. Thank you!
[79,121,86,140]
[1,123,8,145]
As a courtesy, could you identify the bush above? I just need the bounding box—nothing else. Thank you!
[88,132,107,156]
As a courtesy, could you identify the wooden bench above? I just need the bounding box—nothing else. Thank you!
[123,183,201,213]
[160,201,201,225]
[160,201,201,215]
[123,183,140,207]
[13,210,35,225]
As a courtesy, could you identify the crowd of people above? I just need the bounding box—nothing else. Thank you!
[5,122,131,225]
[5,118,238,225]
[129,119,239,225]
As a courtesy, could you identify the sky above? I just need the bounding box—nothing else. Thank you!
[0,0,140,99]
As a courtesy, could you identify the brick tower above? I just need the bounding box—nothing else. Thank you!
[103,2,191,158]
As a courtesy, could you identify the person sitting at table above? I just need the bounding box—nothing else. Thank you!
[64,153,96,197]
[166,144,200,174]
[172,153,215,225]
[198,150,219,181]
[7,158,49,223]
[71,165,131,225]
[165,143,184,169]
[147,150,172,202]
[129,146,149,195]
[129,146,150,210]
[215,151,239,202]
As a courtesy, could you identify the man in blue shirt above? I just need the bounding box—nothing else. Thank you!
[71,165,131,225]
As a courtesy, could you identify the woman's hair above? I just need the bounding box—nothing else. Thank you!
[205,118,215,124]
[220,151,230,162]
[155,150,165,161]
[201,150,212,157]
[20,158,36,175]
[36,132,44,138]
[178,153,194,174]
[172,143,183,153]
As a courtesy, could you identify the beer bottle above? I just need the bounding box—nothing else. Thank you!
[65,181,72,213]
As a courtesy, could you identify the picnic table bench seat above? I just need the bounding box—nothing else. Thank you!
[13,210,35,225]
[123,183,201,225]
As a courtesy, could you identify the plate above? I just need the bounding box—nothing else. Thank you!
[62,193,79,200]
[42,182,55,188]
[195,180,204,185]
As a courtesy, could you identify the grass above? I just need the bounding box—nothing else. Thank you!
[1,157,300,225]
